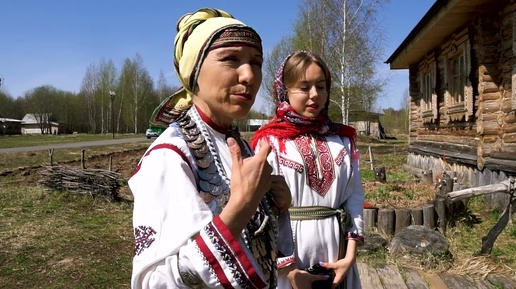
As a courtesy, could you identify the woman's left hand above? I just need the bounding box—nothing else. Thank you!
[269,175,291,214]
[319,258,354,289]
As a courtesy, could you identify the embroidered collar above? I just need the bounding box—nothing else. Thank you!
[194,105,229,135]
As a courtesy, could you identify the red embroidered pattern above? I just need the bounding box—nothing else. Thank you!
[134,225,157,256]
[294,136,334,197]
[335,147,348,166]
[279,155,304,173]
[346,232,364,244]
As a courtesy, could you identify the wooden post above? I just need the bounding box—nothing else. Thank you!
[402,164,433,184]
[377,208,394,236]
[411,207,423,225]
[374,167,387,183]
[81,149,85,169]
[422,204,435,229]
[422,170,433,185]
[438,177,454,197]
[48,148,54,166]
[109,155,113,171]
[368,146,374,170]
[438,176,468,223]
[363,208,377,231]
[394,208,411,233]
[435,198,447,233]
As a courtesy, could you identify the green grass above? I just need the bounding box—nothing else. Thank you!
[0,133,142,149]
[0,186,133,288]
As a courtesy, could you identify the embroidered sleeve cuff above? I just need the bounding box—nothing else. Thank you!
[345,232,364,244]
[277,255,296,269]
[194,216,267,289]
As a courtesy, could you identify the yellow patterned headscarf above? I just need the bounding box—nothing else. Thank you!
[150,8,262,127]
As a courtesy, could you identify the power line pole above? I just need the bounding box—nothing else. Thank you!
[109,91,116,139]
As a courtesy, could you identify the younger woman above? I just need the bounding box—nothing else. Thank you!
[251,50,364,289]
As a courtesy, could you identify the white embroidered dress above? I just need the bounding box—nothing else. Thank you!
[129,111,283,289]
[256,134,364,289]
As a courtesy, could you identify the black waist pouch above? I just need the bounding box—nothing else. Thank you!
[304,264,333,289]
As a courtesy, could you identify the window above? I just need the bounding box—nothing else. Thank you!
[420,58,437,123]
[450,53,466,103]
[443,29,473,122]
[422,72,433,104]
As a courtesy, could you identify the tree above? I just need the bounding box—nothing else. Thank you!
[80,64,100,133]
[53,90,86,134]
[261,37,294,113]
[118,54,153,134]
[0,91,16,118]
[270,0,390,124]
[98,59,117,134]
[156,70,176,103]
[26,85,60,134]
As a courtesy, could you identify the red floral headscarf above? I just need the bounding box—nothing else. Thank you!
[250,51,357,156]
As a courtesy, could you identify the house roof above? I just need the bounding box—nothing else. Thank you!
[21,113,59,126]
[385,0,496,69]
[0,118,21,123]
[348,110,384,121]
[249,119,269,126]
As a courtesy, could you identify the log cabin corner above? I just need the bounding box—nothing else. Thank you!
[386,0,516,207]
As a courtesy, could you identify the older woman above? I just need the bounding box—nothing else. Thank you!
[129,8,292,289]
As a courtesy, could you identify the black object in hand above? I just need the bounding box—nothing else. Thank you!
[304,264,333,289]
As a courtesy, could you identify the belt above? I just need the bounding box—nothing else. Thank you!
[288,204,352,260]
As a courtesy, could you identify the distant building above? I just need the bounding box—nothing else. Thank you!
[348,111,384,138]
[248,119,269,131]
[21,113,59,135]
[0,118,22,135]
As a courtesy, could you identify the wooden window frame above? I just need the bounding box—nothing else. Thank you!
[443,31,474,123]
[420,62,437,123]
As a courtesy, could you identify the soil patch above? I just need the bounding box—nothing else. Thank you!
[3,148,146,200]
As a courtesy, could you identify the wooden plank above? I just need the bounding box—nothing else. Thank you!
[376,264,409,289]
[419,271,449,289]
[473,278,497,289]
[356,262,384,289]
[403,268,431,289]
[440,274,477,289]
[486,274,516,289]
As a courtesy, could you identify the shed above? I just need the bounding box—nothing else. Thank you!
[248,119,269,131]
[21,113,59,135]
[348,111,384,138]
[0,118,22,135]
[385,0,516,194]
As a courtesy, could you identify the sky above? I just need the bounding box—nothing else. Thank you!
[0,0,436,112]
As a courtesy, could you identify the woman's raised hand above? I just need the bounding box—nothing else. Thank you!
[219,137,273,236]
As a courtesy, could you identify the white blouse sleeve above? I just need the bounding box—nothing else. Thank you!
[344,139,365,239]
[129,141,269,289]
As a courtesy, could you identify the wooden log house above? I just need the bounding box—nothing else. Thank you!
[386,0,516,209]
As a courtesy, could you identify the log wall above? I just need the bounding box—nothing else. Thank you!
[407,0,516,209]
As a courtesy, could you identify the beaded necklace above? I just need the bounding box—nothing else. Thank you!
[169,106,279,286]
